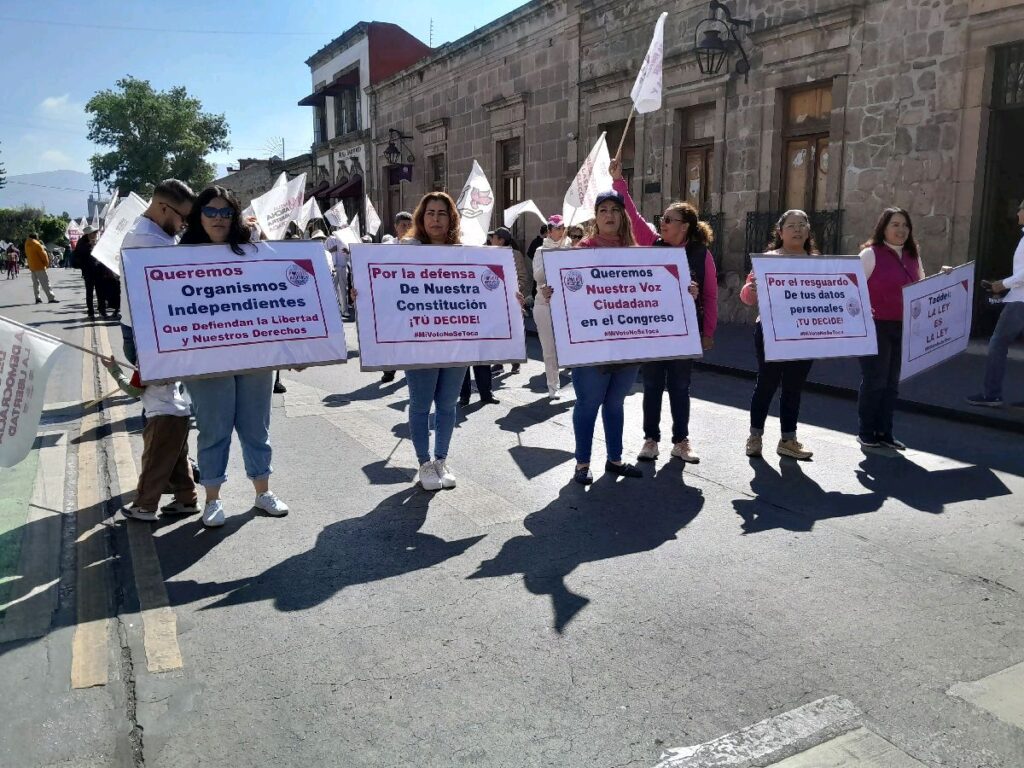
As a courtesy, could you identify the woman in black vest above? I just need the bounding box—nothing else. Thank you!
[636,202,718,464]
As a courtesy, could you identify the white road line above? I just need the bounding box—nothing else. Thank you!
[653,696,860,768]
[948,661,1024,731]
[764,727,926,767]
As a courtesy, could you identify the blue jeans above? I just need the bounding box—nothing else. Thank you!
[642,359,693,443]
[572,365,639,464]
[982,301,1024,399]
[406,367,466,465]
[857,319,902,439]
[186,372,274,487]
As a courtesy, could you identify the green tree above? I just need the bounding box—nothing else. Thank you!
[86,76,230,195]
[0,208,70,246]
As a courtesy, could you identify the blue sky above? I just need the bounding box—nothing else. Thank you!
[0,0,526,186]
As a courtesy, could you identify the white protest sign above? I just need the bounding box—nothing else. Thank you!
[349,243,525,370]
[66,219,84,249]
[122,240,347,384]
[456,161,495,246]
[364,197,382,236]
[503,200,545,229]
[630,12,667,114]
[251,172,306,240]
[900,262,974,381]
[294,196,322,231]
[752,255,877,361]
[91,192,148,275]
[0,317,65,468]
[563,133,613,228]
[545,247,702,367]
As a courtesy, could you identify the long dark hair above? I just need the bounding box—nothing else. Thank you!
[663,201,713,246]
[861,207,920,261]
[766,209,819,255]
[179,185,253,255]
[411,192,461,244]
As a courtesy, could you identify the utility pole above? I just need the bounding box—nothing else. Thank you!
[429,18,434,47]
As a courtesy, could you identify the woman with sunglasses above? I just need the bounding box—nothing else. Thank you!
[544,191,643,485]
[740,210,818,460]
[178,186,289,527]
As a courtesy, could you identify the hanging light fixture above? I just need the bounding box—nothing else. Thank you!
[694,1,752,82]
[383,129,414,167]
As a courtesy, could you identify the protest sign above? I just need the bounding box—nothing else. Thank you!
[751,255,876,361]
[91,192,148,275]
[349,243,525,370]
[251,173,306,240]
[900,262,974,381]
[66,219,84,250]
[545,247,701,367]
[121,240,347,384]
[0,317,65,468]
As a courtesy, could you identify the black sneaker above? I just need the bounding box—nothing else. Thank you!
[857,434,881,448]
[458,396,470,407]
[273,381,287,394]
[35,298,42,304]
[573,465,593,485]
[48,298,59,303]
[381,370,396,383]
[605,461,642,478]
[479,396,499,405]
[966,393,1003,407]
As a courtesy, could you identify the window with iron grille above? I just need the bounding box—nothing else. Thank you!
[429,153,447,192]
[313,105,326,145]
[334,89,360,137]
[499,138,523,235]
[994,42,1024,109]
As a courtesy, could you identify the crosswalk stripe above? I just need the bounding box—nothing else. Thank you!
[71,324,110,689]
[764,726,926,767]
[948,661,1024,731]
[95,322,183,673]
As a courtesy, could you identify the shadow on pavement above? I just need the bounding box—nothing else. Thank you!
[166,486,484,613]
[469,468,704,633]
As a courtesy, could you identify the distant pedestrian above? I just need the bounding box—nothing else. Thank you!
[740,210,817,461]
[102,357,199,522]
[178,186,289,527]
[527,224,548,261]
[5,245,18,279]
[72,226,106,318]
[25,233,58,304]
[532,215,572,398]
[967,198,1024,409]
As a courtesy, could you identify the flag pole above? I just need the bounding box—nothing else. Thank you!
[614,105,636,162]
[0,315,137,370]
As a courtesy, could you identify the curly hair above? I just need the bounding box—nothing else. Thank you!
[663,201,714,246]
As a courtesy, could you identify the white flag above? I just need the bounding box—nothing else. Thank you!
[92,192,149,275]
[293,197,322,231]
[456,160,495,246]
[503,200,545,229]
[562,132,614,227]
[347,214,362,241]
[251,172,306,240]
[324,200,349,229]
[631,12,667,114]
[0,317,65,468]
[272,172,287,189]
[364,198,382,236]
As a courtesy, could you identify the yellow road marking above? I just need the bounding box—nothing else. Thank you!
[95,322,183,672]
[71,324,110,689]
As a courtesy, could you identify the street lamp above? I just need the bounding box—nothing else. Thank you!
[694,1,752,83]
[383,129,413,166]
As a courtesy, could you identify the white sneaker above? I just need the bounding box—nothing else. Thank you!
[254,491,289,517]
[671,440,700,464]
[202,500,225,528]
[637,439,659,461]
[417,461,442,491]
[548,389,562,400]
[434,460,456,489]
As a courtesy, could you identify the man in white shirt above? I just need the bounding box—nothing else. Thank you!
[968,198,1024,407]
[118,179,195,363]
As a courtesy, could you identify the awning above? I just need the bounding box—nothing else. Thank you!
[297,70,361,107]
[318,175,363,200]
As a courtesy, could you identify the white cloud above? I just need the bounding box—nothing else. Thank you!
[37,94,85,124]
[39,149,74,169]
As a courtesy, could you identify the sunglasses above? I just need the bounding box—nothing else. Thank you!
[201,206,234,219]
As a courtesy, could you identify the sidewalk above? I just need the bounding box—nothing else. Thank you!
[524,314,1024,433]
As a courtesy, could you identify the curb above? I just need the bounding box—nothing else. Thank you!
[524,323,1024,436]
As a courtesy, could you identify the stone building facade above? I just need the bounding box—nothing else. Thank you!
[358,0,1024,323]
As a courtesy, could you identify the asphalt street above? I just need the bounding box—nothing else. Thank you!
[1,268,1023,768]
